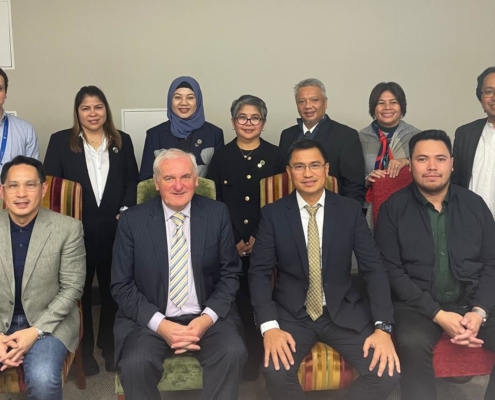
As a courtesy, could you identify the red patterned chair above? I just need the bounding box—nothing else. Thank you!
[0,175,86,393]
[260,172,359,391]
[372,168,495,378]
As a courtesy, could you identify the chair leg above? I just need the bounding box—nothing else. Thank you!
[74,343,86,389]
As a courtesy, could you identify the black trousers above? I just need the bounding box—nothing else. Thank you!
[262,309,400,400]
[394,302,495,400]
[237,256,264,378]
[118,311,247,400]
[81,257,117,362]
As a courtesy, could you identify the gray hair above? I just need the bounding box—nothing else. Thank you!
[230,94,268,121]
[153,148,199,178]
[294,78,327,99]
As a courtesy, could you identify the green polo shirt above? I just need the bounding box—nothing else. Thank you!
[420,193,463,305]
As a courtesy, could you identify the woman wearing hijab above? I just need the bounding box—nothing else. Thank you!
[359,82,420,227]
[139,76,224,181]
[207,95,285,380]
[44,86,138,375]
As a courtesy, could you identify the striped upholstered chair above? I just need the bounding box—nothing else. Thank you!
[260,171,359,391]
[0,175,86,393]
[115,177,216,399]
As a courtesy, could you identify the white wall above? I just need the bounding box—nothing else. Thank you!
[5,0,495,161]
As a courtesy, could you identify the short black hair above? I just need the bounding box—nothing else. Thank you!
[408,130,452,158]
[369,82,407,119]
[0,68,8,92]
[1,156,46,184]
[287,139,329,165]
[476,66,495,101]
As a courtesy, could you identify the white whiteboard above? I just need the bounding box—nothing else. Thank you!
[121,108,167,168]
[0,0,14,69]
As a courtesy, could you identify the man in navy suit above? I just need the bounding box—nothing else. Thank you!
[111,148,246,400]
[249,139,399,400]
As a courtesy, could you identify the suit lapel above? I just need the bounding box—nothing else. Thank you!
[313,115,332,143]
[100,140,120,206]
[466,119,486,179]
[0,211,14,298]
[72,140,98,207]
[190,196,206,303]
[285,192,310,280]
[22,208,52,291]
[148,198,170,297]
[321,190,337,276]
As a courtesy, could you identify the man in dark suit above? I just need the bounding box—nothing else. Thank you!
[249,139,399,400]
[279,78,365,204]
[452,66,495,218]
[111,148,246,400]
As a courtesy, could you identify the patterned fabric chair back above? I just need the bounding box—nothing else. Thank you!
[260,171,338,207]
[137,177,216,204]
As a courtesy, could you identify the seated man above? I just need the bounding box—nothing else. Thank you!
[249,139,400,400]
[375,130,495,400]
[0,156,86,400]
[111,148,247,400]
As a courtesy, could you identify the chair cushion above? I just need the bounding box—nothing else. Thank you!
[433,333,495,377]
[137,177,216,204]
[115,354,203,394]
[297,342,358,390]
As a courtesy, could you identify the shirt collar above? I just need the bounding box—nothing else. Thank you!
[10,214,37,233]
[296,190,325,211]
[419,187,450,209]
[162,200,191,221]
[0,109,6,123]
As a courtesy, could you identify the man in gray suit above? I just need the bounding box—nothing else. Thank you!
[0,156,85,400]
[111,148,246,400]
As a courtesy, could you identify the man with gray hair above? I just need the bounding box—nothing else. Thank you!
[279,78,365,204]
[111,148,247,400]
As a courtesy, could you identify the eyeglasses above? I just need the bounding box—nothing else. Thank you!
[235,116,263,126]
[2,181,42,193]
[288,163,327,173]
[481,88,495,98]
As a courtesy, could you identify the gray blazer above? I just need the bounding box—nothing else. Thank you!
[0,207,86,352]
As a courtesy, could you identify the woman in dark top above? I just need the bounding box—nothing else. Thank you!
[139,76,224,181]
[207,95,285,380]
[44,86,138,376]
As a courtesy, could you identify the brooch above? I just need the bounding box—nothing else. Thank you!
[195,139,203,147]
[113,147,119,153]
[257,160,265,168]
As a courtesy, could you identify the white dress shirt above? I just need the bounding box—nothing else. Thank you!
[469,121,495,218]
[147,201,218,332]
[80,133,109,207]
[260,190,326,336]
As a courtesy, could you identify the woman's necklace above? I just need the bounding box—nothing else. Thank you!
[86,133,104,149]
[239,147,255,160]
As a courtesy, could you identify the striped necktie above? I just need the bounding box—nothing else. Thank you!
[304,204,323,321]
[169,212,188,308]
[304,130,311,138]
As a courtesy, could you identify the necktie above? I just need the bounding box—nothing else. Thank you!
[304,130,311,138]
[169,212,188,308]
[304,204,323,321]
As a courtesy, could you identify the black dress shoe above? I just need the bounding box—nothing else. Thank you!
[104,358,115,372]
[83,355,100,376]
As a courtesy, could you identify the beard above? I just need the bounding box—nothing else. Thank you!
[415,176,450,196]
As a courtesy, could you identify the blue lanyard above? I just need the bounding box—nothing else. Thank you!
[0,115,9,164]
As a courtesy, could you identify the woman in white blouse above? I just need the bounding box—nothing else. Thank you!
[44,86,138,376]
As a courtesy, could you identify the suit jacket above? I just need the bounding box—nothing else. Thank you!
[139,120,224,181]
[111,195,242,360]
[279,116,366,204]
[44,129,138,264]
[249,190,394,332]
[452,118,487,188]
[0,208,86,352]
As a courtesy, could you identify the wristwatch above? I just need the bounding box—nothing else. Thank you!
[472,308,488,326]
[375,321,394,334]
[35,328,46,340]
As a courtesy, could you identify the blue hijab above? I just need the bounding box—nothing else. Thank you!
[167,76,206,139]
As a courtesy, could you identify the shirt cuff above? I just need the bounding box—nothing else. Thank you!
[260,320,279,336]
[202,308,218,324]
[119,206,129,212]
[148,312,166,332]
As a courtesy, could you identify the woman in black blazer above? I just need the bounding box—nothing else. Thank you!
[44,86,138,375]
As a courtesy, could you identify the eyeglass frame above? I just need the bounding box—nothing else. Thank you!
[481,88,495,98]
[234,116,264,126]
[2,180,43,193]
[288,162,328,173]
